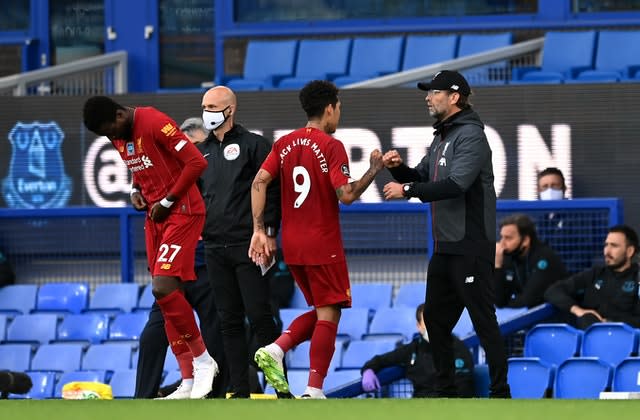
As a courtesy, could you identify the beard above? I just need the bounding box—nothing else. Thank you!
[605,255,627,271]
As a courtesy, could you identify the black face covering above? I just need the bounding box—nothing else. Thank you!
[504,238,525,258]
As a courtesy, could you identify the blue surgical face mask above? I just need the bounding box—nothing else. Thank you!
[202,106,229,131]
[540,187,564,201]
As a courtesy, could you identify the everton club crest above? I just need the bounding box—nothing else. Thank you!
[2,122,72,208]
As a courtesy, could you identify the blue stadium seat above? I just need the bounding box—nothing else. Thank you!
[340,339,398,369]
[30,343,84,372]
[35,282,89,315]
[495,307,528,324]
[136,284,154,311]
[0,284,38,315]
[279,308,307,332]
[10,371,56,399]
[554,357,612,399]
[226,39,299,91]
[109,369,137,398]
[287,340,343,372]
[278,38,352,90]
[324,369,362,392]
[0,343,32,371]
[285,369,308,396]
[512,31,597,84]
[56,313,110,344]
[457,32,513,85]
[6,313,58,345]
[0,314,7,341]
[393,282,425,309]
[365,306,416,342]
[161,370,181,387]
[507,357,554,398]
[401,35,458,72]
[581,322,638,367]
[288,286,310,309]
[82,343,133,372]
[54,370,108,398]
[524,323,582,366]
[351,283,393,311]
[86,283,140,316]
[612,357,640,392]
[337,308,369,340]
[452,309,474,338]
[163,348,179,372]
[333,36,404,86]
[107,312,148,342]
[571,30,640,83]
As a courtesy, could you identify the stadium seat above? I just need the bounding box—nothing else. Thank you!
[365,306,416,342]
[512,31,597,84]
[571,30,640,83]
[30,343,84,372]
[136,284,154,311]
[288,286,310,309]
[333,36,404,86]
[401,35,458,72]
[393,282,425,309]
[495,307,528,324]
[82,343,133,372]
[5,313,59,345]
[340,339,398,369]
[287,340,343,372]
[457,32,513,85]
[324,369,362,392]
[452,309,474,338]
[507,357,554,398]
[163,347,179,372]
[0,314,7,341]
[554,357,612,399]
[109,369,137,398]
[351,282,393,311]
[0,284,38,315]
[107,312,148,342]
[278,38,352,90]
[337,307,370,340]
[279,308,307,332]
[0,343,32,371]
[86,283,140,316]
[226,39,299,91]
[581,322,638,367]
[56,313,110,344]
[54,370,108,398]
[524,323,582,366]
[10,371,56,399]
[612,357,640,392]
[285,369,308,396]
[35,282,89,315]
[161,370,181,387]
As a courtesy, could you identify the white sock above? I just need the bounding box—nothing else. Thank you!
[304,386,324,397]
[193,350,213,364]
[266,343,284,359]
[181,378,194,387]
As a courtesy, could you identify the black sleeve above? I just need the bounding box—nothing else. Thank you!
[388,164,421,183]
[544,269,595,312]
[452,337,475,398]
[508,249,568,308]
[411,178,464,202]
[361,341,414,374]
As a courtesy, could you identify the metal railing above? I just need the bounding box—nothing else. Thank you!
[0,51,128,96]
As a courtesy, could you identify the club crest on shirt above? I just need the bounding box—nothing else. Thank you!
[136,137,144,153]
[340,164,350,177]
[224,143,240,160]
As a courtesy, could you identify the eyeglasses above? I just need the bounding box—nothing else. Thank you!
[426,89,448,97]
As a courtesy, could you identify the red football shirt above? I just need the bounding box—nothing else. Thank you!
[111,107,205,215]
[261,127,351,265]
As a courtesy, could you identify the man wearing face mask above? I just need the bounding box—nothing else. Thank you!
[494,214,568,308]
[197,86,288,398]
[360,303,475,398]
[537,167,566,201]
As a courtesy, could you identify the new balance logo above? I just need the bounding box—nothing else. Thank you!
[464,276,474,284]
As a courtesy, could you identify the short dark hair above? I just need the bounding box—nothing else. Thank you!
[416,303,425,323]
[299,80,339,119]
[499,213,539,245]
[608,224,639,256]
[83,96,125,133]
[537,167,566,190]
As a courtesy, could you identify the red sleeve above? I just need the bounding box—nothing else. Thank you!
[152,112,208,199]
[261,149,280,179]
[328,139,350,190]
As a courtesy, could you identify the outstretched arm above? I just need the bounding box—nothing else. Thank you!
[336,149,384,205]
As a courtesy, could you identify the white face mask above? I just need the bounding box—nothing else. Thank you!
[420,328,429,342]
[540,187,564,201]
[202,106,229,131]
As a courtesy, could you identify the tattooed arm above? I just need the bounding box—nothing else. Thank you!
[249,168,273,263]
[336,149,384,205]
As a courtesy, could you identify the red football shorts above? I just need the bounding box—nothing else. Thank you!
[144,213,204,282]
[289,261,352,308]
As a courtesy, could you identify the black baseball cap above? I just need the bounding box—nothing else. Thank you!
[417,70,471,96]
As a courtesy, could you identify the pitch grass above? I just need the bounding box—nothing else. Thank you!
[0,398,639,420]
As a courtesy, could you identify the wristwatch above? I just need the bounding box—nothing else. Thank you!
[265,226,277,238]
[402,183,413,198]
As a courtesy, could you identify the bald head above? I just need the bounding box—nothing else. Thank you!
[202,86,236,109]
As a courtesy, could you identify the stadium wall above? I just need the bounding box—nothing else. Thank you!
[0,84,637,227]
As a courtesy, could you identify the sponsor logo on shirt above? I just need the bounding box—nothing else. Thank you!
[161,263,172,270]
[465,276,474,283]
[126,142,135,156]
[224,143,240,160]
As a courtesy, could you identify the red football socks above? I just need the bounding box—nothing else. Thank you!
[308,320,338,389]
[275,309,317,352]
[157,289,206,358]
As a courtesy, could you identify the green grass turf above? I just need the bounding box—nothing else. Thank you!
[1,398,639,420]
